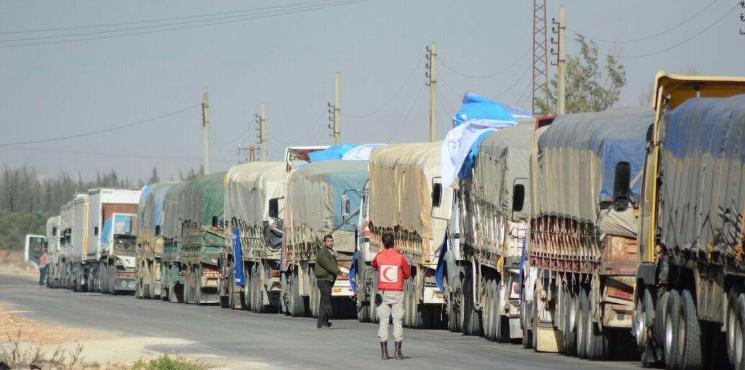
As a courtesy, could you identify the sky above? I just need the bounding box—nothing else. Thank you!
[1,0,743,181]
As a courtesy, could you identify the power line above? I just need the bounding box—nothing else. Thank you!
[439,47,531,79]
[0,0,341,35]
[388,85,425,142]
[496,65,531,98]
[568,0,720,44]
[0,0,347,44]
[621,2,736,59]
[0,0,365,49]
[0,104,199,146]
[342,56,424,118]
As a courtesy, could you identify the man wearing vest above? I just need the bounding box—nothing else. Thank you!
[38,248,49,287]
[372,231,411,360]
[314,234,341,329]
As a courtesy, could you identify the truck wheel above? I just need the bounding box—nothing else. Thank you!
[368,270,379,324]
[734,294,745,370]
[447,276,460,332]
[483,278,493,340]
[663,289,681,370]
[255,266,268,313]
[521,299,532,348]
[577,289,589,358]
[108,264,116,295]
[195,265,203,305]
[563,288,577,355]
[287,273,305,317]
[585,308,606,360]
[678,289,702,370]
[637,288,661,367]
[727,289,740,367]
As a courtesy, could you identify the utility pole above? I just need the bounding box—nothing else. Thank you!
[327,72,341,145]
[255,104,267,161]
[201,88,211,175]
[425,43,437,142]
[532,0,549,115]
[552,5,566,114]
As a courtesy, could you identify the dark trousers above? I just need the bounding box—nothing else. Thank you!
[39,266,47,286]
[317,279,333,327]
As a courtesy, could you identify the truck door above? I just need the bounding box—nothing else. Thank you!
[24,234,46,268]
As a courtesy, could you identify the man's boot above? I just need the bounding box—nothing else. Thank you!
[380,341,389,360]
[395,341,403,360]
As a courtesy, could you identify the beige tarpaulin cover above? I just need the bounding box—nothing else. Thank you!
[285,160,368,253]
[225,161,286,225]
[369,142,442,242]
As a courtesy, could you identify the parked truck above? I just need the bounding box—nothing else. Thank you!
[526,108,653,359]
[444,121,533,341]
[221,161,286,312]
[43,216,62,288]
[632,74,745,369]
[61,193,90,291]
[355,143,451,328]
[85,188,141,294]
[282,160,366,318]
[160,172,226,304]
[135,182,176,299]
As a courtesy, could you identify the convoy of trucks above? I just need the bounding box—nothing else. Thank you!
[24,72,745,369]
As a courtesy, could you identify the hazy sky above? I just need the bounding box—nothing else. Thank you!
[1,0,743,181]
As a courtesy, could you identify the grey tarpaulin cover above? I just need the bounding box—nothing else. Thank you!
[225,161,286,226]
[471,122,533,218]
[531,108,653,237]
[161,172,226,239]
[659,94,745,258]
[285,160,368,253]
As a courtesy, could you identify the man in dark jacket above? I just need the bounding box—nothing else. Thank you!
[315,234,341,328]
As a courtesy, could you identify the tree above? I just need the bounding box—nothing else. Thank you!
[536,34,626,114]
[148,167,160,184]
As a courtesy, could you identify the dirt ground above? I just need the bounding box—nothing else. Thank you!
[0,249,37,278]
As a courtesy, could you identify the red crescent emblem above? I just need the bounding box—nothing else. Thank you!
[382,266,395,282]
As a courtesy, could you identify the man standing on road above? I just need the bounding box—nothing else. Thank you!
[372,232,411,360]
[314,234,341,329]
[38,248,49,287]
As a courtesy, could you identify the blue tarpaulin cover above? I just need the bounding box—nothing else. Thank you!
[232,225,244,287]
[138,182,176,233]
[441,93,531,188]
[658,94,745,258]
[309,144,358,162]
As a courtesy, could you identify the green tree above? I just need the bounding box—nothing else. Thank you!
[148,167,160,184]
[536,34,626,114]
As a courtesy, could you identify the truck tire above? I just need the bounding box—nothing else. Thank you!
[287,273,305,317]
[727,289,740,367]
[483,278,493,340]
[734,294,745,370]
[521,299,532,349]
[563,288,577,355]
[585,307,606,360]
[369,270,379,324]
[663,289,681,370]
[577,289,589,358]
[255,266,268,313]
[195,265,204,305]
[108,263,116,295]
[447,276,461,332]
[678,289,702,370]
[637,288,662,367]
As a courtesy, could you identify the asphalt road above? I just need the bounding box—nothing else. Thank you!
[0,275,640,370]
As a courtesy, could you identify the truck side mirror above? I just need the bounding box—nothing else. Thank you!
[155,225,161,236]
[94,226,99,236]
[212,216,219,228]
[613,161,631,211]
[512,184,525,212]
[341,194,351,219]
[432,182,443,208]
[269,198,279,219]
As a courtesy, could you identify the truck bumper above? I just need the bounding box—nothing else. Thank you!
[114,277,136,291]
